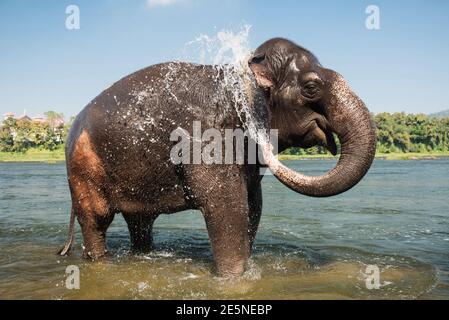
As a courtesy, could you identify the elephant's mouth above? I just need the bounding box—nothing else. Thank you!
[289,115,338,156]
[302,118,338,156]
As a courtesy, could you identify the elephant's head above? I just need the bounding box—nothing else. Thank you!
[249,38,376,197]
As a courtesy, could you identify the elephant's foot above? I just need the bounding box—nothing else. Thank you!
[78,211,115,261]
[215,259,247,278]
[130,242,155,254]
[79,227,112,260]
[81,232,110,260]
[129,237,154,254]
[205,210,250,278]
[82,248,108,261]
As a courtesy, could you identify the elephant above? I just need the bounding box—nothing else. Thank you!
[58,38,376,277]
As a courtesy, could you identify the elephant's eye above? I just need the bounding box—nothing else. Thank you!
[302,81,320,99]
[304,82,317,91]
[300,72,324,101]
[251,54,265,64]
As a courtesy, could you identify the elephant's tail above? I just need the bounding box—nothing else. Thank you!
[57,207,76,256]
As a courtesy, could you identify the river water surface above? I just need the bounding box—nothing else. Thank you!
[0,159,448,299]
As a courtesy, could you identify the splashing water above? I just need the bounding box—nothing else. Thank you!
[183,24,252,66]
[182,24,270,145]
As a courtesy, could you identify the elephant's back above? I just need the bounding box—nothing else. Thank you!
[66,62,218,156]
[65,61,231,194]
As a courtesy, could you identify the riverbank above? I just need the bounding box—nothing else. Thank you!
[1,148,449,163]
[0,148,65,163]
[277,151,449,161]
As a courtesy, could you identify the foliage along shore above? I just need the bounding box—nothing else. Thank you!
[279,151,449,161]
[1,147,448,163]
[1,111,449,162]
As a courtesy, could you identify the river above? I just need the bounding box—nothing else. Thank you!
[0,159,448,299]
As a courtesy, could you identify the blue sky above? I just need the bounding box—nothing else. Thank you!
[0,0,448,118]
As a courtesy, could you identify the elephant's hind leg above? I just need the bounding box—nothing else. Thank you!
[75,200,114,260]
[69,175,114,259]
[68,129,114,260]
[123,213,158,253]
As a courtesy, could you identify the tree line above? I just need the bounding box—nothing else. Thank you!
[280,112,449,155]
[0,112,71,152]
[1,111,448,154]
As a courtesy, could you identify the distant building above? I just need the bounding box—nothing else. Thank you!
[48,117,65,128]
[17,114,32,122]
[32,116,46,124]
[2,112,65,128]
[3,112,15,120]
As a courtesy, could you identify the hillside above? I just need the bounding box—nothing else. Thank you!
[430,109,449,118]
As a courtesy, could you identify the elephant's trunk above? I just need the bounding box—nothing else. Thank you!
[262,72,376,197]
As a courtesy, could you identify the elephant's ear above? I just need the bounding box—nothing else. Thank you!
[248,54,275,90]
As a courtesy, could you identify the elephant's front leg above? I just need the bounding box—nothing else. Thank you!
[248,179,262,252]
[186,165,250,277]
[203,196,250,277]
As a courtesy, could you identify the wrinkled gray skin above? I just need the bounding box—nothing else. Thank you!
[59,38,376,277]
